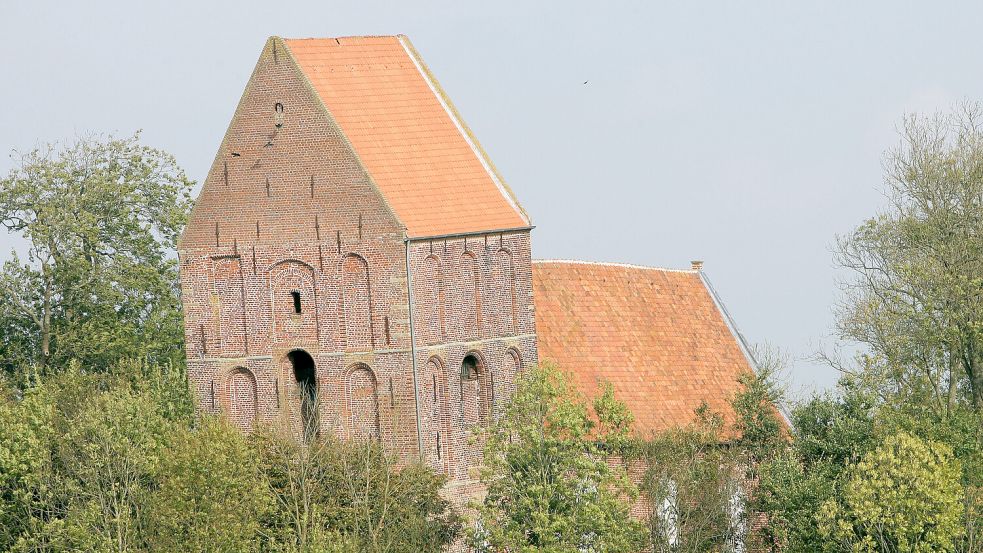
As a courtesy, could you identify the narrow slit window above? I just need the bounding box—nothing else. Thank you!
[436,431,442,460]
[291,291,302,314]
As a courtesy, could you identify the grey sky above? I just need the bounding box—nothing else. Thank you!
[2,0,980,397]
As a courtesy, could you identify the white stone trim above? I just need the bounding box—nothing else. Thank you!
[397,36,528,226]
[532,258,698,274]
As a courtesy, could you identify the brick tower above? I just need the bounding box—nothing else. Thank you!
[178,35,537,497]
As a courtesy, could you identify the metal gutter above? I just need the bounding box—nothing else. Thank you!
[405,226,534,243]
[404,241,425,460]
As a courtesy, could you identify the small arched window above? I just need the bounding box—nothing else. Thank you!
[274,102,285,128]
[461,354,479,381]
[460,353,490,426]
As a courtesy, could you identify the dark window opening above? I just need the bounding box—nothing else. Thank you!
[288,350,318,441]
[436,431,442,460]
[291,291,302,314]
[461,354,479,380]
[432,374,438,403]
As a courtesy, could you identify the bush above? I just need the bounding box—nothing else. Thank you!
[819,432,965,552]
[0,365,459,553]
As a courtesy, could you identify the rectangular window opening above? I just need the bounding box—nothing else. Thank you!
[291,291,302,313]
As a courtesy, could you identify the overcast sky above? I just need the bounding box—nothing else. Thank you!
[3,0,981,398]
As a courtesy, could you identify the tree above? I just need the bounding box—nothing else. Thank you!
[0,374,175,552]
[0,134,193,375]
[638,350,788,553]
[819,432,964,553]
[257,428,460,553]
[0,365,457,553]
[143,418,271,552]
[641,405,746,553]
[472,363,646,553]
[835,105,983,412]
[751,381,877,553]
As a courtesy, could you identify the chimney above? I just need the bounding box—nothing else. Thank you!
[690,260,704,271]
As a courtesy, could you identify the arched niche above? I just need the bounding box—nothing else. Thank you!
[460,351,492,427]
[226,367,258,432]
[345,364,380,441]
[419,255,445,344]
[269,259,318,345]
[460,252,481,338]
[423,357,452,473]
[340,254,374,351]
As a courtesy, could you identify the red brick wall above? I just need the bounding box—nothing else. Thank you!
[407,233,537,488]
[179,37,538,505]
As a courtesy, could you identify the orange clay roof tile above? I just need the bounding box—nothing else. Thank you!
[283,35,529,238]
[532,260,755,437]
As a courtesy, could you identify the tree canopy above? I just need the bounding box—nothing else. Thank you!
[0,134,193,376]
[472,364,646,553]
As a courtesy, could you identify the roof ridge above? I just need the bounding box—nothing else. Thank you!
[283,34,401,41]
[533,259,698,274]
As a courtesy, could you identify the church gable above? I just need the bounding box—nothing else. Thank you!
[180,37,403,252]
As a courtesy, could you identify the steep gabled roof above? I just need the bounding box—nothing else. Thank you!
[282,35,530,238]
[531,260,756,436]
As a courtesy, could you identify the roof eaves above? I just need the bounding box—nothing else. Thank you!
[405,225,535,243]
[397,35,532,229]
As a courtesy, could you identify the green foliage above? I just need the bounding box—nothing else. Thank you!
[751,382,876,552]
[732,350,788,467]
[593,382,639,458]
[258,430,460,553]
[819,433,965,553]
[143,418,271,552]
[0,367,459,553]
[472,363,646,553]
[0,377,57,549]
[641,406,745,553]
[754,449,835,553]
[1,372,176,552]
[790,380,878,472]
[0,133,194,376]
[754,378,983,553]
[835,105,983,412]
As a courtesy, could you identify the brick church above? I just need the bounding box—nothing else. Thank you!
[179,35,756,500]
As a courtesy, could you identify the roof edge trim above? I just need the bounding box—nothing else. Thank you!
[397,35,531,231]
[405,225,534,243]
[698,270,794,427]
[533,259,699,274]
[179,37,279,250]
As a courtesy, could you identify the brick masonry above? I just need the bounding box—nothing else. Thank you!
[179,37,537,503]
